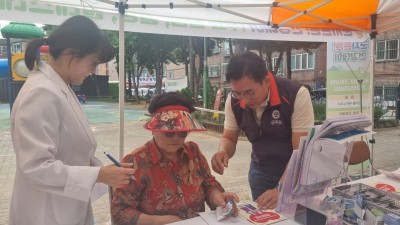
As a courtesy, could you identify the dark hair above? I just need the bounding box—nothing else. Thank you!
[25,15,114,70]
[148,92,195,114]
[226,51,267,83]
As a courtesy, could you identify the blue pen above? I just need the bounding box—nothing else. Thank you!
[104,152,122,167]
[104,152,136,180]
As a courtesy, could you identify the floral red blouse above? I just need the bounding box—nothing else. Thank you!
[111,140,224,225]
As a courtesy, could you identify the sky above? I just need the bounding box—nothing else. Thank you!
[0,20,10,39]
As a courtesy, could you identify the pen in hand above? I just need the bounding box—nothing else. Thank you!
[104,152,136,180]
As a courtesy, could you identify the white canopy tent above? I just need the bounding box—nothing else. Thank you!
[2,0,400,159]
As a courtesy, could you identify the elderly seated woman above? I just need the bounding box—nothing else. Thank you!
[111,92,239,225]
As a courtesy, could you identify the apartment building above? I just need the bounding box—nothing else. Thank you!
[374,30,400,87]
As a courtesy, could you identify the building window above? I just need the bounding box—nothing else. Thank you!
[272,57,284,77]
[223,41,235,56]
[221,63,228,81]
[308,53,315,69]
[376,39,398,61]
[11,43,22,53]
[167,70,174,79]
[212,45,221,54]
[208,65,220,77]
[291,53,314,70]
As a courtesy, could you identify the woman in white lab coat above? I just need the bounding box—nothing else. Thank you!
[9,15,135,225]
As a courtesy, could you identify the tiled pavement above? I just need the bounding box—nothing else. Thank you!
[1,120,399,224]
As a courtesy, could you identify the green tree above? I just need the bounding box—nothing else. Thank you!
[134,33,179,95]
[173,37,221,104]
[42,25,58,36]
[104,30,140,101]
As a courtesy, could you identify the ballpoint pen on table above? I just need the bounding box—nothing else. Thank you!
[104,152,136,180]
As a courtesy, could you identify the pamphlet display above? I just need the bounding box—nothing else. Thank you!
[276,114,374,224]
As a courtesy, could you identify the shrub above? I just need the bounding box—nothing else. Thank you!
[374,106,384,121]
[109,82,119,99]
[313,103,326,121]
[180,87,193,104]
[374,119,398,128]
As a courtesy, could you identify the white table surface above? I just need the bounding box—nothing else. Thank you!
[168,210,300,225]
[346,173,400,190]
[168,174,400,225]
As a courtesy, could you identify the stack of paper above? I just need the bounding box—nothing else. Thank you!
[276,115,373,219]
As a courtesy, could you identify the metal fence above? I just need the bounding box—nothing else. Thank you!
[193,107,225,135]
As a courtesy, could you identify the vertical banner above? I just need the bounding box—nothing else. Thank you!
[326,38,373,119]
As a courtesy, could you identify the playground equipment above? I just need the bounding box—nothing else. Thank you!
[0,59,7,79]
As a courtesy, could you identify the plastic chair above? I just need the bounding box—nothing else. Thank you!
[346,140,380,181]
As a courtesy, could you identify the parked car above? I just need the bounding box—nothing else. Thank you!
[137,88,151,98]
[76,93,87,104]
[148,87,166,95]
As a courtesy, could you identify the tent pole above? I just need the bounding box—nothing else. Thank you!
[370,37,376,176]
[117,0,127,161]
[203,37,207,108]
[369,14,377,176]
[6,35,13,113]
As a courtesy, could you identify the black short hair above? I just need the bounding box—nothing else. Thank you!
[226,51,267,83]
[148,92,195,114]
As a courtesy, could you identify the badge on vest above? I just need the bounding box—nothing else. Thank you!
[271,110,283,125]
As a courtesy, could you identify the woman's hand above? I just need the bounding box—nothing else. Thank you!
[212,192,240,216]
[96,163,135,188]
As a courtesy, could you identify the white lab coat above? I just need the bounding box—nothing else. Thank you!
[9,62,103,225]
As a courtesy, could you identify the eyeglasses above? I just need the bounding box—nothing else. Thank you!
[230,82,262,100]
[163,131,188,138]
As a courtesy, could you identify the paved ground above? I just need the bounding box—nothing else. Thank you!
[0,102,399,225]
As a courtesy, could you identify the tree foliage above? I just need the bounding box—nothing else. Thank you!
[42,24,58,36]
[173,37,221,103]
[135,33,180,95]
[104,31,180,102]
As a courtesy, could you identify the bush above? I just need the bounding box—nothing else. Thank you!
[180,87,193,104]
[109,82,119,99]
[374,119,398,128]
[313,103,326,122]
[374,106,384,121]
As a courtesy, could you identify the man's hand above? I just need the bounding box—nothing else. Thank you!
[255,188,278,210]
[211,151,230,175]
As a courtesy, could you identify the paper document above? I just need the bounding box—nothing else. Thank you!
[238,202,287,224]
